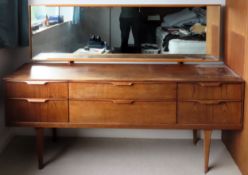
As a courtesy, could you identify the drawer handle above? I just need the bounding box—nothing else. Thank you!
[26,99,48,103]
[199,82,222,87]
[25,81,48,85]
[112,100,134,104]
[111,82,133,86]
[194,100,224,105]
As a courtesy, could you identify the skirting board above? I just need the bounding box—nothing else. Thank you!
[13,128,221,140]
[0,128,14,153]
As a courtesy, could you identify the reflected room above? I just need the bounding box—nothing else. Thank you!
[31,6,221,58]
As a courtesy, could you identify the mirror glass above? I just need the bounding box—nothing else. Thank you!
[31,6,221,59]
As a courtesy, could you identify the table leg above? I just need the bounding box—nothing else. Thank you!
[52,128,57,142]
[36,128,44,169]
[204,130,212,173]
[193,129,200,145]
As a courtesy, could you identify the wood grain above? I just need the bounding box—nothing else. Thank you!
[69,82,176,100]
[223,1,248,175]
[226,32,245,76]
[6,99,68,123]
[6,122,242,130]
[225,0,246,76]
[32,53,221,63]
[3,64,242,82]
[178,83,242,100]
[204,130,212,173]
[2,62,244,173]
[70,100,176,124]
[178,101,242,124]
[5,82,68,98]
[206,6,221,57]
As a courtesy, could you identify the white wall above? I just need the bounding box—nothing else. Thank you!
[32,22,84,56]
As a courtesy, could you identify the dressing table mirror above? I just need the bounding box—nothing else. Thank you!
[30,5,222,63]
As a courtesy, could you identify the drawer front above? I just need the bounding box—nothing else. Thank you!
[178,83,242,100]
[69,82,176,100]
[5,81,68,98]
[178,101,242,124]
[70,100,176,124]
[6,99,68,123]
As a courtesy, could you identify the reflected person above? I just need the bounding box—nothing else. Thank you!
[119,8,141,53]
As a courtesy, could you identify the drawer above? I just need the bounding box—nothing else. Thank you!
[70,100,176,124]
[178,101,242,124]
[178,82,242,100]
[6,99,68,123]
[5,81,68,98]
[69,82,176,100]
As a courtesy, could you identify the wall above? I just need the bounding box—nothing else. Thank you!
[0,47,29,152]
[32,22,85,56]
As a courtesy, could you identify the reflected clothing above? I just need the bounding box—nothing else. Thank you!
[120,8,140,18]
[119,8,141,53]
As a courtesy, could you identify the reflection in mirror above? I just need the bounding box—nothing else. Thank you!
[31,6,221,59]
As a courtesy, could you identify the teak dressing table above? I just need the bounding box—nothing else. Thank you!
[4,63,244,173]
[3,3,245,174]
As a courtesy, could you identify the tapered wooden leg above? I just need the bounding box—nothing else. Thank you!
[204,130,212,173]
[193,129,200,145]
[52,128,57,142]
[36,128,44,169]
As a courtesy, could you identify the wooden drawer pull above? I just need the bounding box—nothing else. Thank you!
[112,100,134,104]
[26,99,48,103]
[111,82,133,86]
[199,82,222,87]
[194,100,224,105]
[25,81,48,85]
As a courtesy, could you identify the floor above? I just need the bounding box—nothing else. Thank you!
[0,137,241,175]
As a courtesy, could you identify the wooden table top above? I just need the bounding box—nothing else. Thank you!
[4,63,243,82]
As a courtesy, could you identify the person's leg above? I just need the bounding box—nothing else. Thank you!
[119,18,131,52]
[131,18,141,52]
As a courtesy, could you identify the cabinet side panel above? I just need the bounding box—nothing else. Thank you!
[225,0,247,75]
[223,1,248,175]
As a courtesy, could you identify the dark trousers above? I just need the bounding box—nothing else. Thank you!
[119,17,141,53]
